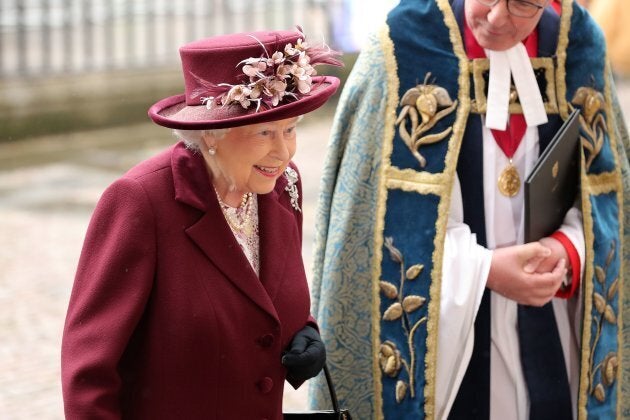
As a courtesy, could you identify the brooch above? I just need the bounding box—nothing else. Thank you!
[284,167,301,212]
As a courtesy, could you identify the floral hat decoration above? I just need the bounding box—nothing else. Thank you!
[148,28,342,129]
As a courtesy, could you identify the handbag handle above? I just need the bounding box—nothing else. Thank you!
[322,363,341,414]
[283,363,350,419]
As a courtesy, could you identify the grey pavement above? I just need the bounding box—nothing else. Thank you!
[1,80,630,419]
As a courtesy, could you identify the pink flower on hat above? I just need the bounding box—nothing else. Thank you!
[148,28,343,129]
[196,29,341,112]
[290,55,316,94]
[224,85,253,109]
[270,51,285,65]
[266,79,288,106]
[242,60,268,78]
[276,63,292,79]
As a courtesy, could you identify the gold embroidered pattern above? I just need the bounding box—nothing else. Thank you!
[378,237,428,403]
[587,241,620,403]
[470,57,558,115]
[395,73,458,168]
[572,87,608,171]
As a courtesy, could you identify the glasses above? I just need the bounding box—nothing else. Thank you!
[474,0,548,18]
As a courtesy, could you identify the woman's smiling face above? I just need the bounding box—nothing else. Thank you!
[465,0,546,51]
[204,117,299,202]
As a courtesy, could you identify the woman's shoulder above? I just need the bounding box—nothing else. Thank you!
[99,143,182,203]
[123,143,179,181]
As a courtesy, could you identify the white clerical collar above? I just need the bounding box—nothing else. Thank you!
[485,42,548,130]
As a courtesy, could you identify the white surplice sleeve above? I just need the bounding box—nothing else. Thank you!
[558,206,586,285]
[435,175,493,420]
[552,206,585,412]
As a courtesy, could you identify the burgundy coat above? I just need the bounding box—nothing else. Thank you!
[61,142,313,419]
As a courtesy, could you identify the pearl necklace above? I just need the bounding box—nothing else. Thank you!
[214,188,255,235]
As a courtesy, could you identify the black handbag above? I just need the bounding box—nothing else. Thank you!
[283,363,352,419]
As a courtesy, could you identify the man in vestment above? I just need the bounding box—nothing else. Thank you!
[309,0,630,418]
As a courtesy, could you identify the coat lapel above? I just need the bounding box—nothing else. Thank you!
[257,188,294,302]
[185,204,282,322]
[171,143,280,322]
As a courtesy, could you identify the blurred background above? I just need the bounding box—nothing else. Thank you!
[0,0,397,418]
[0,0,399,141]
[0,0,628,418]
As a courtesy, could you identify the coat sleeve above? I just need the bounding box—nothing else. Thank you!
[61,177,157,419]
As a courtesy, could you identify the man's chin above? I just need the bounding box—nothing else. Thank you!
[478,40,514,52]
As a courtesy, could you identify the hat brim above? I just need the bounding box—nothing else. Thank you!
[148,76,340,130]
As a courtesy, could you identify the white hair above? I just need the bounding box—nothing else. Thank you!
[173,128,230,151]
[173,116,304,149]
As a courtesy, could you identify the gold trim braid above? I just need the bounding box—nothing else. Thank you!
[602,58,625,420]
[553,0,594,416]
[470,57,559,115]
[572,4,624,418]
[586,172,623,196]
[372,23,401,420]
[555,0,572,120]
[425,1,472,418]
[578,151,595,420]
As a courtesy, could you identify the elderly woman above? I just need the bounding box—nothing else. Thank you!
[61,29,341,419]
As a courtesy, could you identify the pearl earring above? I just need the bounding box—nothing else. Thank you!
[208,146,216,156]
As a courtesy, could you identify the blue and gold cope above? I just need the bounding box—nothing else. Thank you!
[309,0,629,418]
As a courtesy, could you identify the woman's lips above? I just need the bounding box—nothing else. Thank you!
[254,165,281,177]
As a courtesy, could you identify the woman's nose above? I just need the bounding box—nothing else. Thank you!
[271,134,291,161]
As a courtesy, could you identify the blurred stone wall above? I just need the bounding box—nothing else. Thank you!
[0,55,355,143]
[0,69,182,142]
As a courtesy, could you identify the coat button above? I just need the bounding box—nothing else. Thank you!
[257,334,274,348]
[256,377,274,394]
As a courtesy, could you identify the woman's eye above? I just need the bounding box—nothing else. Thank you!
[259,130,271,136]
[286,126,296,134]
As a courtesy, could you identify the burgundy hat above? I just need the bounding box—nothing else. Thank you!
[148,29,342,129]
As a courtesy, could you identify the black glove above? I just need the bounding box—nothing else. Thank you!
[282,325,326,382]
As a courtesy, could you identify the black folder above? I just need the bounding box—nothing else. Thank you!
[524,109,581,243]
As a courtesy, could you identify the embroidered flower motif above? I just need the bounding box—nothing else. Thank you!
[194,28,342,113]
[571,86,607,171]
[378,237,428,404]
[396,72,458,168]
[378,341,402,377]
[587,240,619,404]
[284,167,301,212]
